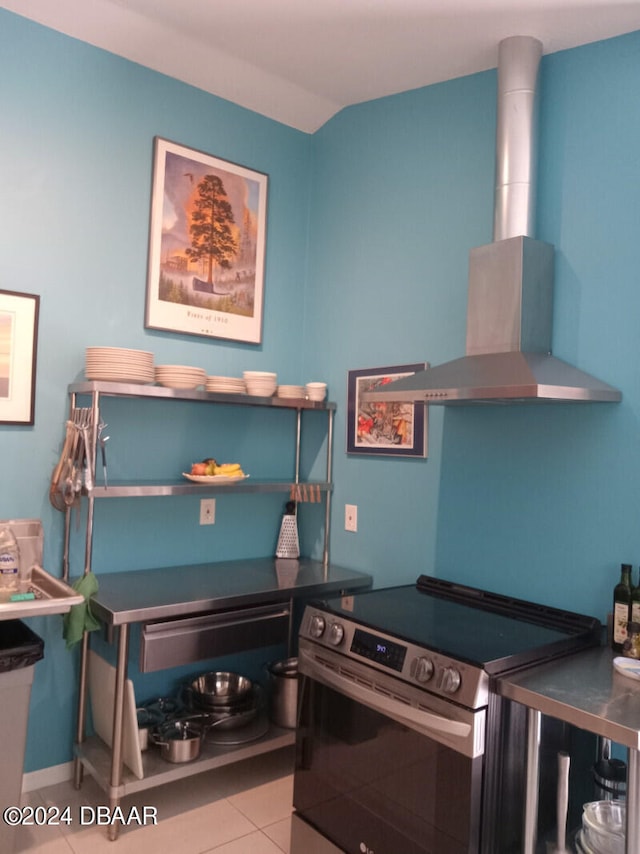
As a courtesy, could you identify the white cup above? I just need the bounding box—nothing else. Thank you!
[306,382,327,401]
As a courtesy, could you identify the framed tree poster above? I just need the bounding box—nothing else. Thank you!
[145,138,268,344]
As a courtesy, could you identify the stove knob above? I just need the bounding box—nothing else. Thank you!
[440,667,462,694]
[415,657,435,683]
[309,615,326,638]
[328,622,345,646]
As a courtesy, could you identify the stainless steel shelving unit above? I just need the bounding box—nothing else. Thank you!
[64,381,336,578]
[86,480,332,498]
[61,380,360,840]
[77,724,296,798]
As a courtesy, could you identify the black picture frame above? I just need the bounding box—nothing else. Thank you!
[0,289,39,426]
[347,363,427,457]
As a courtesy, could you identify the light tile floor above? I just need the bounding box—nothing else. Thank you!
[15,747,294,854]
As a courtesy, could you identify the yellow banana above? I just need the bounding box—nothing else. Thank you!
[214,462,243,476]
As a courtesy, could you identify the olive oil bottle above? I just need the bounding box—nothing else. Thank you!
[631,568,640,625]
[613,563,633,652]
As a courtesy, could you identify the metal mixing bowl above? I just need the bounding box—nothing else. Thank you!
[189,671,254,707]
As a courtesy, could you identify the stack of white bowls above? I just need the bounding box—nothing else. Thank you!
[243,371,277,397]
[154,365,206,390]
[578,800,625,854]
[85,347,155,384]
[305,382,327,402]
[277,385,305,399]
[206,375,246,394]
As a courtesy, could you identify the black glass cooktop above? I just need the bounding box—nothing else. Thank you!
[313,576,601,674]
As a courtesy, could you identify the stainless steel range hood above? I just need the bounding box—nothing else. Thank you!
[364,37,621,406]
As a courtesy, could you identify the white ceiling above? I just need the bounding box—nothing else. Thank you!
[3,0,640,132]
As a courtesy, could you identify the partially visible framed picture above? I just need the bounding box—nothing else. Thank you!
[145,137,268,344]
[0,289,39,425]
[347,364,427,457]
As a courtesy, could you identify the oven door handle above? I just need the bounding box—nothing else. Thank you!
[302,656,471,741]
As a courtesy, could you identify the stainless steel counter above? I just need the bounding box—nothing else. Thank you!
[74,557,372,840]
[87,558,372,625]
[499,645,640,853]
[499,645,640,748]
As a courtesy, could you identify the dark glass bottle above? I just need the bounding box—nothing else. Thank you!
[613,563,633,652]
[632,569,640,626]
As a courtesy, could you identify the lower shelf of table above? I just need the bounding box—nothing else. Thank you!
[75,721,296,798]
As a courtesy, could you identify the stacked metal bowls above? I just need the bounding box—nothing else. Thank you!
[188,671,259,730]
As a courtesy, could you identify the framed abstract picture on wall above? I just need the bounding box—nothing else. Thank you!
[0,289,39,425]
[347,363,428,457]
[145,137,268,344]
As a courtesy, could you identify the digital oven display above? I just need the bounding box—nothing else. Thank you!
[351,629,407,672]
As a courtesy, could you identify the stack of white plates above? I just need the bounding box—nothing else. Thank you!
[277,385,305,399]
[85,347,155,384]
[206,375,246,394]
[243,371,277,397]
[155,365,206,390]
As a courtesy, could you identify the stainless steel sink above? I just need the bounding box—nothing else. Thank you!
[0,565,84,620]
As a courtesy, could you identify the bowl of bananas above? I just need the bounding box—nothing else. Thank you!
[183,458,249,483]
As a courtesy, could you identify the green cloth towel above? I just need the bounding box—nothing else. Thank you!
[62,572,100,649]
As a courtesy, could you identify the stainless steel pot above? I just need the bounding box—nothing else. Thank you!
[152,719,204,763]
[267,657,298,729]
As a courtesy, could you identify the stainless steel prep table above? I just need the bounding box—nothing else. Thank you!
[499,645,640,853]
[74,557,372,839]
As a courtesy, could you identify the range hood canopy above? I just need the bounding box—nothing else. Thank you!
[364,349,623,405]
[364,36,621,406]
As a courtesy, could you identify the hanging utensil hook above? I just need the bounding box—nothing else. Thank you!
[98,419,110,487]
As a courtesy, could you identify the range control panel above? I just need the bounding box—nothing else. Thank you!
[300,606,490,709]
[351,628,407,672]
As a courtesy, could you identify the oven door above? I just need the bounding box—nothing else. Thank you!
[293,639,486,854]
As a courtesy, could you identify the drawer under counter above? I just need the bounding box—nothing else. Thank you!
[140,601,291,672]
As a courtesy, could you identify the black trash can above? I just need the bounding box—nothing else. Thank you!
[0,620,44,853]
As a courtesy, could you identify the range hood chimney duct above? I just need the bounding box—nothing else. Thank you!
[493,36,540,242]
[362,36,621,405]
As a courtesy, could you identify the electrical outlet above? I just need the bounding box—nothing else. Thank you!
[345,504,358,532]
[200,498,215,525]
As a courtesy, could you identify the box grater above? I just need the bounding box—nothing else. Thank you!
[276,501,299,559]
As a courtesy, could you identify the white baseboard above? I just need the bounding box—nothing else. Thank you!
[22,762,73,793]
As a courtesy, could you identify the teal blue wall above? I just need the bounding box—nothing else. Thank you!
[304,71,497,580]
[1,8,639,773]
[308,32,640,614]
[434,36,640,607]
[0,10,313,772]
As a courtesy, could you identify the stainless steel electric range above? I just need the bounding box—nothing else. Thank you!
[291,575,602,854]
